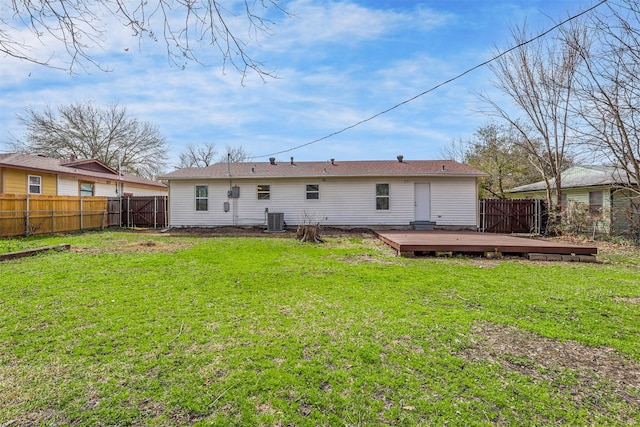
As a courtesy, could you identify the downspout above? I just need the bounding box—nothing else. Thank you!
[227,152,232,193]
[226,152,235,226]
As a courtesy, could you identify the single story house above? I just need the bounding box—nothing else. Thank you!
[0,153,168,197]
[159,157,487,230]
[506,165,639,235]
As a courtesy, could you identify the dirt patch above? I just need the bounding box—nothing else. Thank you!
[165,226,376,239]
[72,239,194,254]
[542,235,640,260]
[460,322,640,406]
[615,297,640,305]
[166,226,292,238]
[334,253,399,265]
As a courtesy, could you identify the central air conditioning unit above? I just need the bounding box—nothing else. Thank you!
[267,212,285,232]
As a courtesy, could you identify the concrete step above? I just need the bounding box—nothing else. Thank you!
[411,221,436,230]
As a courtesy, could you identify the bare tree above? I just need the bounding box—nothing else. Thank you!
[569,0,640,187]
[179,142,218,168]
[480,24,585,216]
[2,0,287,79]
[178,143,250,168]
[442,123,545,198]
[8,102,168,179]
[439,137,469,164]
[221,145,251,163]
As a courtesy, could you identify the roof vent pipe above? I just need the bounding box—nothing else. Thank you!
[269,157,276,165]
[397,155,403,163]
[290,157,294,165]
[330,158,335,165]
[441,164,446,171]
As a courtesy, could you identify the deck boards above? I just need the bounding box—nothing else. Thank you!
[375,230,597,256]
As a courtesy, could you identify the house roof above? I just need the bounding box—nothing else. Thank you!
[0,153,167,188]
[507,165,638,193]
[160,159,487,180]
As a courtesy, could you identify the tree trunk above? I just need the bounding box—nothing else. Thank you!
[296,225,324,243]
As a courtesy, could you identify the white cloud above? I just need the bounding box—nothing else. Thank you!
[2,0,580,168]
[263,0,451,52]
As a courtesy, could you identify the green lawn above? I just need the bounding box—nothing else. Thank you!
[1,231,639,426]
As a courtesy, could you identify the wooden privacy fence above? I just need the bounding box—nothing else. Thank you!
[107,196,168,229]
[479,199,548,234]
[0,194,107,238]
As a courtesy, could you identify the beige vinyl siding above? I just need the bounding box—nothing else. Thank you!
[119,184,167,196]
[168,180,219,227]
[167,176,479,228]
[429,177,478,226]
[57,175,166,197]
[58,176,114,196]
[57,176,80,195]
[611,189,640,235]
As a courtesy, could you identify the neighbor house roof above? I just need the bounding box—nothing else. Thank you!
[0,153,167,188]
[160,159,488,180]
[507,165,637,193]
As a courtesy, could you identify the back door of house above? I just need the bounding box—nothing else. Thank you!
[415,183,431,221]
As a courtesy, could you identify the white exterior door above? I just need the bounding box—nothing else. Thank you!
[415,183,431,221]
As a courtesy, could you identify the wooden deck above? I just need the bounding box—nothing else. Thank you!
[375,230,598,257]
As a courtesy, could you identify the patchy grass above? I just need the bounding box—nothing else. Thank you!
[1,232,639,425]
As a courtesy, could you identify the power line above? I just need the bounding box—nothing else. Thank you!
[249,0,607,160]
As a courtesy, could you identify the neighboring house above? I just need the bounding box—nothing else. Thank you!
[0,153,167,197]
[159,157,487,230]
[506,165,639,235]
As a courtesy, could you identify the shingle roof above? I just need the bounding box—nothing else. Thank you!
[0,153,167,188]
[160,159,487,180]
[507,165,637,193]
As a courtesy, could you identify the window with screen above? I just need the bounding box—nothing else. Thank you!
[195,185,208,211]
[257,184,271,200]
[376,183,390,210]
[306,184,319,200]
[80,182,94,197]
[28,175,42,194]
[589,191,603,216]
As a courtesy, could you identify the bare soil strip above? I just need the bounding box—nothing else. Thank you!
[461,322,640,406]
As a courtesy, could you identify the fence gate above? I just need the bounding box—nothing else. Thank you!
[479,199,548,234]
[108,196,168,229]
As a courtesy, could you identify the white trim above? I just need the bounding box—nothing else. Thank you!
[305,183,320,201]
[375,182,390,211]
[195,184,209,212]
[28,174,42,194]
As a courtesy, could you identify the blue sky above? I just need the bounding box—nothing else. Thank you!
[0,0,599,170]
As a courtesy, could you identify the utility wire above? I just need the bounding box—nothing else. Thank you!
[249,0,607,160]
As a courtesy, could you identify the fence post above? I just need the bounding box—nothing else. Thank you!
[80,197,84,231]
[51,209,55,234]
[164,196,168,228]
[102,210,106,230]
[155,196,159,229]
[25,195,30,236]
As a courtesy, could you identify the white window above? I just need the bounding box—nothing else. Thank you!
[306,184,319,200]
[589,191,603,216]
[28,175,42,194]
[257,184,271,200]
[195,185,208,211]
[80,182,94,197]
[376,183,389,210]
